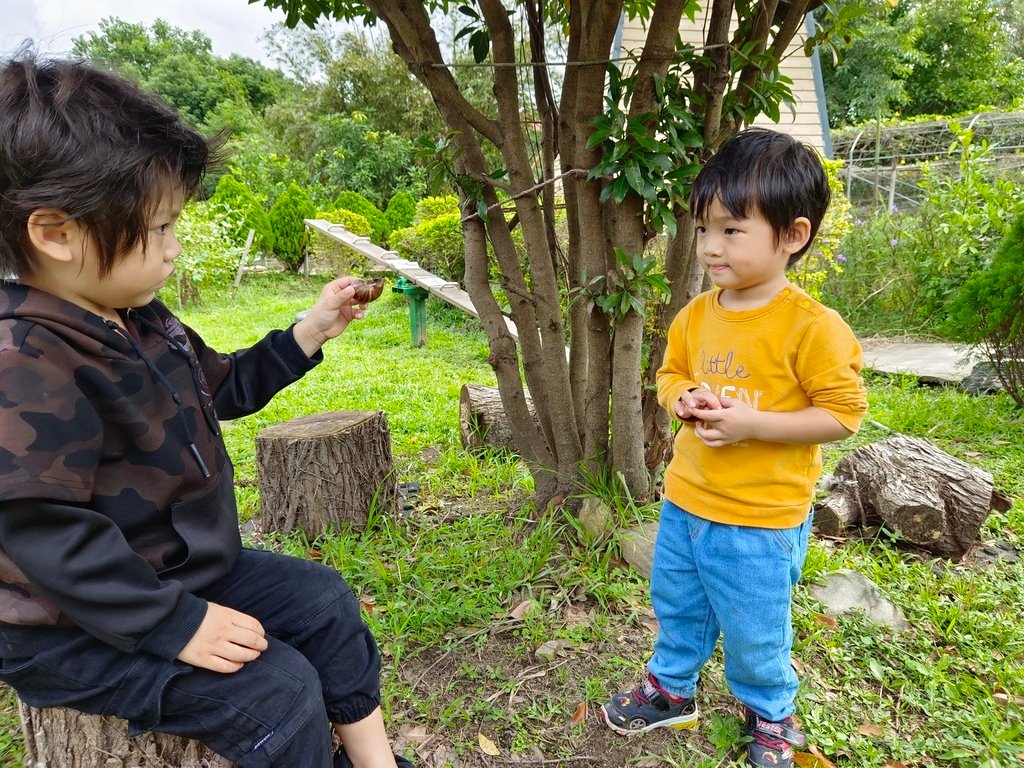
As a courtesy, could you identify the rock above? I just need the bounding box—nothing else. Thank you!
[579,497,613,542]
[807,569,910,632]
[619,520,659,580]
[960,361,1004,395]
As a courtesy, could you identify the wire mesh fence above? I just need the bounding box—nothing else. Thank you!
[832,111,1024,210]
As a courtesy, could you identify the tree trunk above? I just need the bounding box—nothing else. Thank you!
[256,410,396,537]
[459,384,541,454]
[813,435,1012,559]
[19,702,234,768]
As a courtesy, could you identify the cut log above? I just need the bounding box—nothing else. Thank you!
[813,435,1012,560]
[256,410,396,537]
[459,384,540,454]
[19,701,234,767]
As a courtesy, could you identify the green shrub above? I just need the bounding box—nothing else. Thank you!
[208,174,274,254]
[945,213,1024,405]
[385,190,417,232]
[316,208,373,238]
[269,183,317,271]
[823,122,1024,337]
[334,190,389,244]
[392,211,465,281]
[413,195,459,224]
[160,201,242,307]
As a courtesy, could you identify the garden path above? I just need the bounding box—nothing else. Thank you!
[859,337,981,385]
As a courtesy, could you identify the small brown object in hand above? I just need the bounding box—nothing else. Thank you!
[350,278,385,303]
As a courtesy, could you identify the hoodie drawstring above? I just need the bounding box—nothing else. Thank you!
[107,318,211,478]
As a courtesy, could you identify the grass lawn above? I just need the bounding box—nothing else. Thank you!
[2,272,1022,767]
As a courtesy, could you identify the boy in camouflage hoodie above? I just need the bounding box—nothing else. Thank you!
[0,54,412,768]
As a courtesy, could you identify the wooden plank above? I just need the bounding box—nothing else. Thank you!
[304,218,520,339]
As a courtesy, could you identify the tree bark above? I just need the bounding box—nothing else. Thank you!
[19,702,234,768]
[256,410,396,537]
[812,435,1012,559]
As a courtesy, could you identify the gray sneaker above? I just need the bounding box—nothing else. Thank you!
[600,676,698,735]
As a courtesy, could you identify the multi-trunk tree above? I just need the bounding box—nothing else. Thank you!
[258,0,849,505]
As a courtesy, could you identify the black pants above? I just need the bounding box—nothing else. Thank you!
[0,549,382,767]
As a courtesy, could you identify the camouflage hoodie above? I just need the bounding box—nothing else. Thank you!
[0,282,320,660]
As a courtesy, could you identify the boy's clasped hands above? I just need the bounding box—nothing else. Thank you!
[675,388,759,447]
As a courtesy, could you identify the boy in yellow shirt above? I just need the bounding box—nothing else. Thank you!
[601,128,867,767]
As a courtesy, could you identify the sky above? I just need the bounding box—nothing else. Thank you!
[1,0,289,68]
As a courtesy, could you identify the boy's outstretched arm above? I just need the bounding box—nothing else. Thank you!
[292,276,367,357]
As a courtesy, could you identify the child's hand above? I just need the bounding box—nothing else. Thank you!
[674,387,721,422]
[177,602,268,674]
[690,396,758,447]
[292,276,368,357]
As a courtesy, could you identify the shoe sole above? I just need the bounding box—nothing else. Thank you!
[600,703,699,736]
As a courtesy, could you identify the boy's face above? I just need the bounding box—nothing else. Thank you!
[27,189,184,321]
[694,197,806,304]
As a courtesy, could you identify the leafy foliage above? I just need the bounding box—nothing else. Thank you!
[945,213,1024,406]
[825,123,1024,336]
[208,174,274,254]
[578,248,670,324]
[790,159,853,301]
[316,207,372,238]
[817,0,922,128]
[392,212,465,282]
[413,195,460,225]
[269,183,317,271]
[160,201,243,308]
[588,61,703,239]
[820,0,1024,126]
[333,190,390,245]
[71,18,288,127]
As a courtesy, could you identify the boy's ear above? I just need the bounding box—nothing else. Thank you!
[783,217,813,255]
[26,209,83,264]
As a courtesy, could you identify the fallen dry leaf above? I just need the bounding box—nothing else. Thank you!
[856,723,885,737]
[570,701,587,726]
[478,733,500,756]
[793,744,838,768]
[993,691,1024,707]
[509,599,538,621]
[307,547,323,560]
[813,613,838,628]
[883,761,909,768]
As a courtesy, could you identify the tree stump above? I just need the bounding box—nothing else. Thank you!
[813,435,1012,559]
[256,410,396,537]
[459,384,540,454]
[19,701,234,767]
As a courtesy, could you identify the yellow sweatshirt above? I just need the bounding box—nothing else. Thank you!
[657,285,867,529]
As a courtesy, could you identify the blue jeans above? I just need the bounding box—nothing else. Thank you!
[647,499,810,722]
[0,549,381,767]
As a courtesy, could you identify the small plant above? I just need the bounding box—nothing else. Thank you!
[269,183,316,271]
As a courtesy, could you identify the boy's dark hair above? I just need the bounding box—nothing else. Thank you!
[0,53,219,278]
[689,127,830,266]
